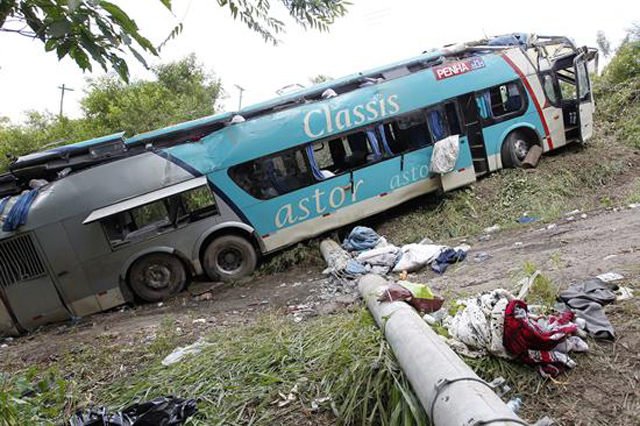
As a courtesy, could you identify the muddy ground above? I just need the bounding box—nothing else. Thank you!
[1,205,639,425]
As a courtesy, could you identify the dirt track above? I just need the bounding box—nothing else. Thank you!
[1,205,639,425]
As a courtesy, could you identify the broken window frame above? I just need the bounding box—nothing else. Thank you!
[99,185,219,249]
[475,79,528,125]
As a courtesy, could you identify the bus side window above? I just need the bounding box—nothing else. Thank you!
[488,82,523,117]
[542,73,560,105]
[444,102,462,135]
[229,148,314,200]
[426,107,449,142]
[393,111,431,150]
[180,186,218,221]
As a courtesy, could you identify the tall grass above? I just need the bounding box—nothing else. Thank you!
[0,310,427,426]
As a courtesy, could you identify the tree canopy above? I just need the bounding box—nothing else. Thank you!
[0,0,349,81]
[0,54,224,170]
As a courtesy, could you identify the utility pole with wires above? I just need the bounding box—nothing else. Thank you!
[57,84,74,118]
[235,84,246,110]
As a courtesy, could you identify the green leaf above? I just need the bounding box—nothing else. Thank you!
[44,38,58,52]
[56,40,72,59]
[128,46,148,69]
[70,45,92,71]
[48,19,71,38]
[99,1,138,33]
[159,0,172,11]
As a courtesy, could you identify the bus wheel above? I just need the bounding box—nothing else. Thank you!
[128,253,186,302]
[501,130,533,168]
[202,235,257,281]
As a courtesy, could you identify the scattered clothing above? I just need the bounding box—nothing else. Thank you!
[344,259,368,277]
[70,396,198,426]
[444,289,514,359]
[392,243,444,273]
[431,248,467,274]
[558,278,616,340]
[503,300,581,377]
[342,226,381,252]
[356,245,402,273]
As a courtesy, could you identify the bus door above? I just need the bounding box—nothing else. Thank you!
[458,93,489,176]
[574,53,594,142]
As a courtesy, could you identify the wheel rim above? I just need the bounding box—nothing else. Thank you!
[216,247,244,274]
[143,264,172,289]
[514,139,529,160]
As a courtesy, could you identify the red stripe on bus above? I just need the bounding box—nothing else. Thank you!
[262,234,270,238]
[379,192,388,197]
[323,213,331,217]
[501,54,554,150]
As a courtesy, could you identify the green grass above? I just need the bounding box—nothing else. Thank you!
[0,310,427,426]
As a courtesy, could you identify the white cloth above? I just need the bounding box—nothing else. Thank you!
[356,245,400,268]
[392,243,444,273]
[444,289,514,359]
[429,134,460,174]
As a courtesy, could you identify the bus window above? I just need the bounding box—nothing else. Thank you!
[444,102,462,135]
[426,107,449,142]
[100,185,219,247]
[393,111,432,150]
[542,73,560,105]
[229,148,314,200]
[475,93,491,119]
[180,186,218,221]
[131,200,169,231]
[487,82,523,117]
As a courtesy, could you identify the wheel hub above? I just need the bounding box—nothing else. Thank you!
[514,139,529,160]
[217,247,243,274]
[144,264,171,289]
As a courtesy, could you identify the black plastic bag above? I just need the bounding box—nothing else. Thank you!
[70,396,198,426]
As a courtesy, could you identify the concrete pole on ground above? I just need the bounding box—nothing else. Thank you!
[358,274,526,426]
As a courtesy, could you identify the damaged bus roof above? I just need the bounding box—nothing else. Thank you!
[4,33,581,190]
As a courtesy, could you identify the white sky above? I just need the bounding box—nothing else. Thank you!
[0,0,637,124]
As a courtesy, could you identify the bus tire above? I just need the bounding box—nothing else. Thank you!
[501,130,533,168]
[128,253,186,302]
[202,235,257,282]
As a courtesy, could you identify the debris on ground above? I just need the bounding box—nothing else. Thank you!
[70,396,198,426]
[484,225,501,234]
[322,226,470,280]
[378,281,444,314]
[162,340,212,366]
[596,272,624,283]
[431,246,468,274]
[518,215,541,224]
[473,251,492,263]
[342,226,381,252]
[558,278,616,340]
[522,144,542,169]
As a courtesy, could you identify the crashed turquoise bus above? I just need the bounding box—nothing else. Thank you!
[0,34,596,334]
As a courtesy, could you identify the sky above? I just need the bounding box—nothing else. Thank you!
[0,0,638,124]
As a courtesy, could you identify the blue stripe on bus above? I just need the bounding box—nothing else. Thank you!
[149,148,254,227]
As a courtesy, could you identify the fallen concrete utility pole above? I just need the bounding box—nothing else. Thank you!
[359,274,527,426]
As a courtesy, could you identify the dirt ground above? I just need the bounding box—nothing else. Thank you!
[1,206,639,425]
